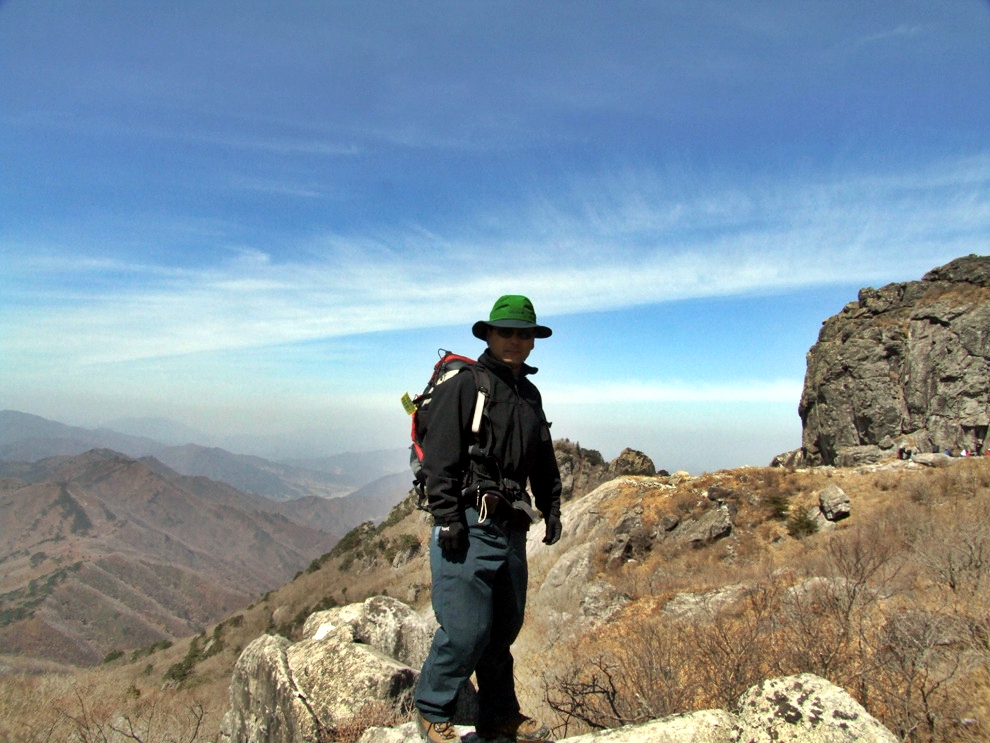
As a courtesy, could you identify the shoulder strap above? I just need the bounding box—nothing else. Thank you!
[470,365,491,436]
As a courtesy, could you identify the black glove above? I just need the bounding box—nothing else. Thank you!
[437,521,468,555]
[543,513,562,545]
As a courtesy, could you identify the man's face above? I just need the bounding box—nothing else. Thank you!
[486,326,535,371]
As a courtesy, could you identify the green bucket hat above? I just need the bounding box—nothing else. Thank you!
[472,295,553,340]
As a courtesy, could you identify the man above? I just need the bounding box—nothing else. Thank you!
[414,295,563,743]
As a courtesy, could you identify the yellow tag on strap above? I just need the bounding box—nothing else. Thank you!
[401,392,417,415]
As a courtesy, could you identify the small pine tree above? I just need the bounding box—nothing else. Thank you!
[787,509,819,539]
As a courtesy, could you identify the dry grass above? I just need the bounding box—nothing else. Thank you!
[0,669,226,743]
[530,458,990,742]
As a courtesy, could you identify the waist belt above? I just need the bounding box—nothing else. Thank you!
[476,490,542,530]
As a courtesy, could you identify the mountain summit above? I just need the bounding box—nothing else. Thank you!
[799,254,990,466]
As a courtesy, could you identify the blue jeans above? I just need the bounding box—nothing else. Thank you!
[414,506,529,728]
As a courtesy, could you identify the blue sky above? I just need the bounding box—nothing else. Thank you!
[2,1,989,473]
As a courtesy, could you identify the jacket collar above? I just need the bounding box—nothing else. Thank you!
[479,348,538,383]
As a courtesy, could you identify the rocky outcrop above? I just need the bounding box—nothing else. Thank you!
[358,673,896,742]
[554,440,608,501]
[221,634,317,743]
[301,595,433,669]
[817,484,850,521]
[554,441,657,501]
[673,504,734,548]
[800,255,990,466]
[220,596,469,743]
[605,448,657,479]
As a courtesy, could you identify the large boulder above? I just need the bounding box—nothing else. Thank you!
[673,504,734,548]
[817,484,851,522]
[733,673,897,742]
[800,255,990,466]
[220,634,318,743]
[220,596,439,743]
[301,594,433,668]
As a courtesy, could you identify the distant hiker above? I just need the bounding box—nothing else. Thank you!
[413,295,562,743]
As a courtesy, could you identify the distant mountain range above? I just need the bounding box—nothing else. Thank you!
[0,410,164,461]
[0,449,322,665]
[0,410,413,667]
[0,410,410,499]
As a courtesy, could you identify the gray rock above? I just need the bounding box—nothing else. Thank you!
[554,440,608,501]
[543,477,630,550]
[356,721,486,743]
[662,584,748,621]
[286,633,416,728]
[781,577,852,613]
[659,514,680,532]
[613,513,642,537]
[733,673,897,742]
[541,542,595,593]
[674,504,734,548]
[817,484,850,521]
[219,629,417,742]
[800,255,990,466]
[580,580,631,623]
[560,709,737,742]
[834,445,885,468]
[605,448,657,478]
[539,542,596,610]
[302,595,433,669]
[806,506,836,533]
[357,721,421,742]
[220,596,479,742]
[912,452,954,467]
[770,448,806,468]
[219,634,317,743]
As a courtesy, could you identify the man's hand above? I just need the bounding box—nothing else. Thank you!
[437,522,468,555]
[543,513,562,545]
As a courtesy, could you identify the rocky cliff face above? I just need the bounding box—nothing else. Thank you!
[554,440,658,500]
[799,255,990,466]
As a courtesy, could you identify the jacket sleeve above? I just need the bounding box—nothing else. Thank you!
[527,390,562,520]
[420,370,476,524]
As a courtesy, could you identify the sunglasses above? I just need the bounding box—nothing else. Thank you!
[494,327,536,340]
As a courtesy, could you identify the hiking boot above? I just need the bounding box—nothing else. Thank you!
[475,713,553,742]
[415,710,460,743]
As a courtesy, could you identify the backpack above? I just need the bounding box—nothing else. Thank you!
[402,350,492,511]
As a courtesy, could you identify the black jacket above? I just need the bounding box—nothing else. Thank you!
[421,349,562,526]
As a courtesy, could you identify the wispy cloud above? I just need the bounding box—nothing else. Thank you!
[855,24,924,48]
[227,176,329,199]
[3,154,988,366]
[1,109,363,157]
